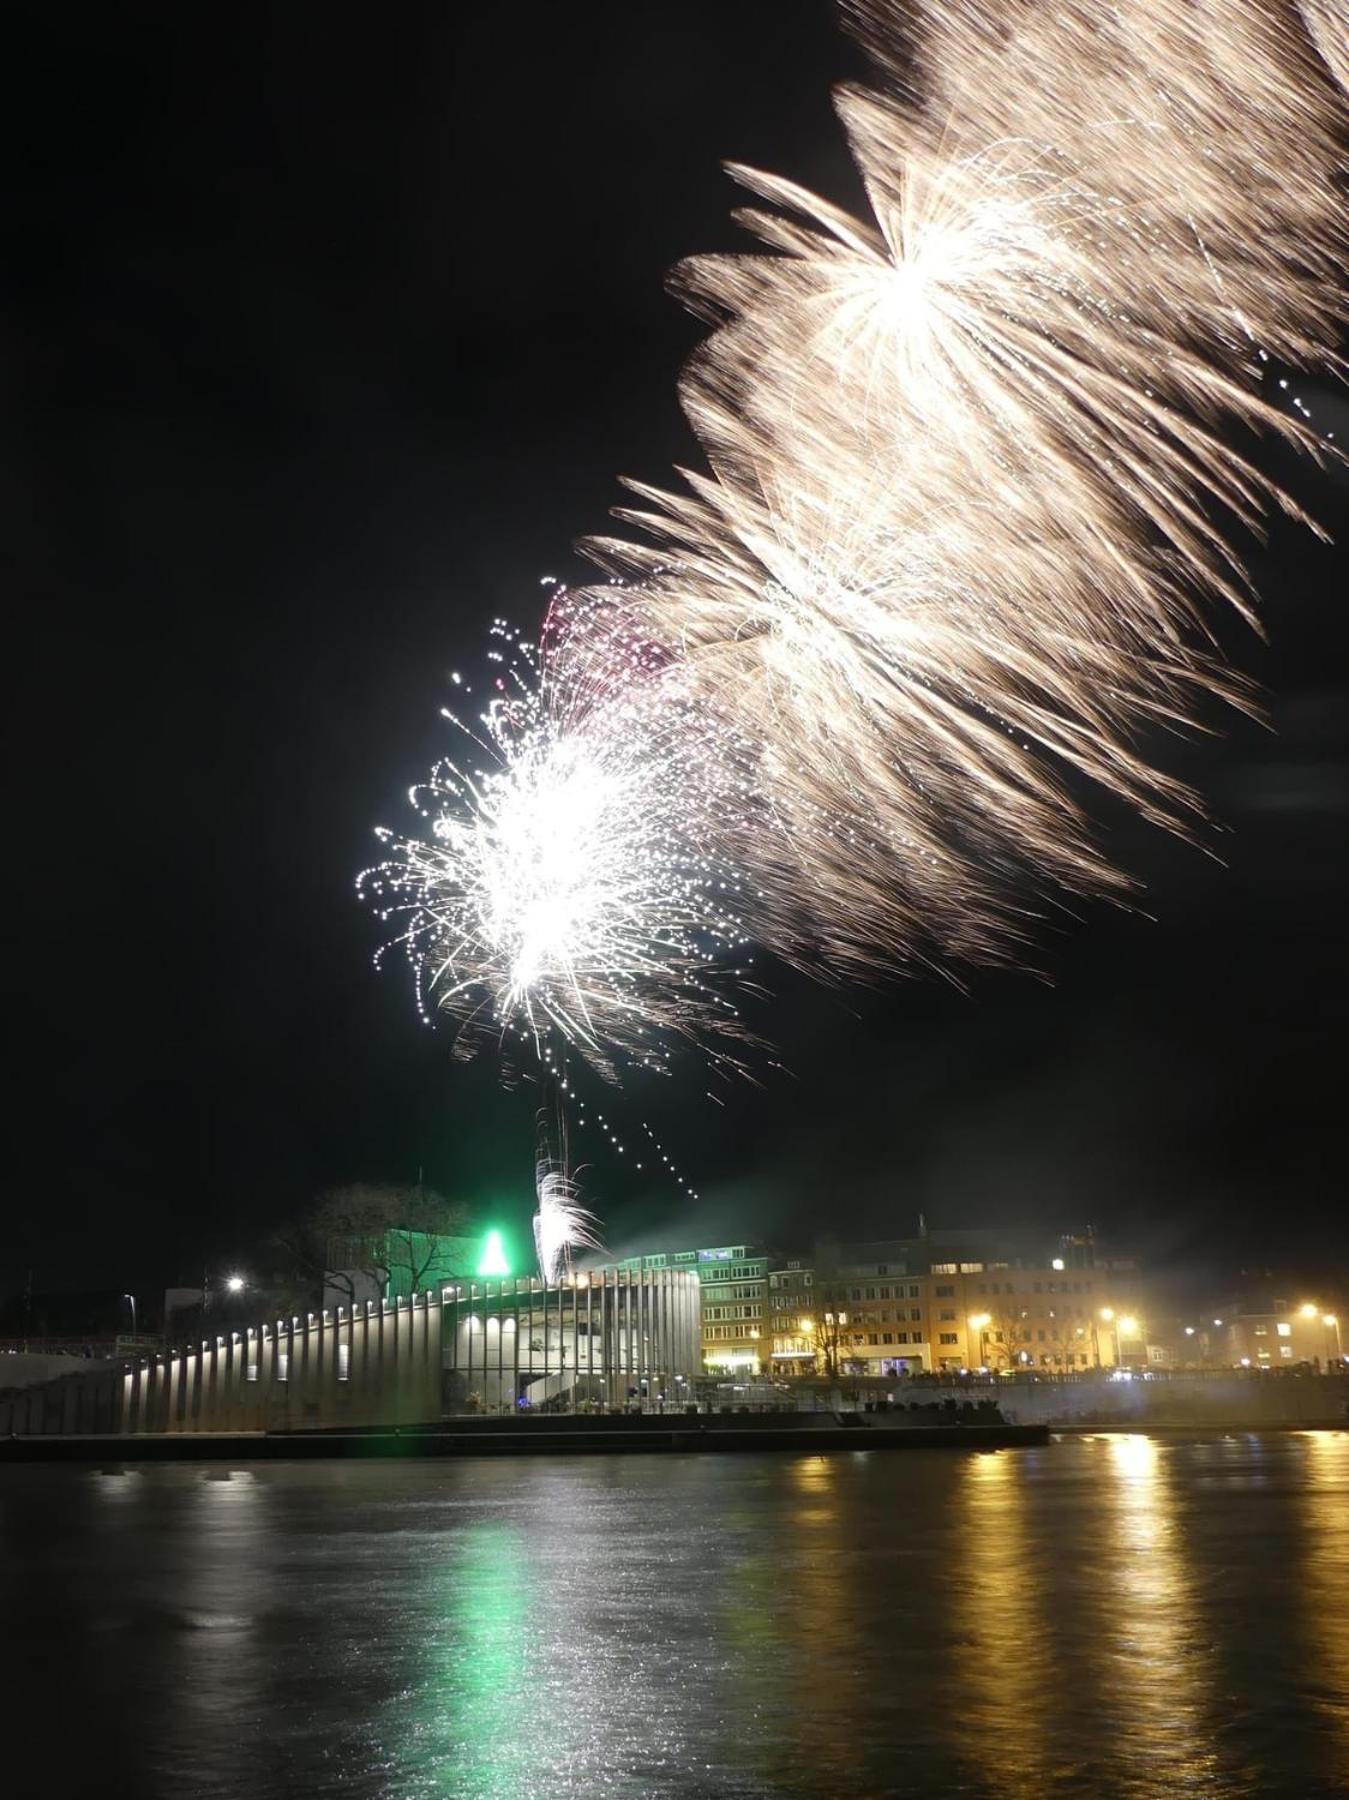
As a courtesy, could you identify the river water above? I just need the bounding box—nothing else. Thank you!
[2,1432,1346,1798]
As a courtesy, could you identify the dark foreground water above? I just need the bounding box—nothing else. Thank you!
[2,1433,1347,1799]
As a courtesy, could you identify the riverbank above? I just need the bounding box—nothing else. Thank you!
[0,1417,1048,1460]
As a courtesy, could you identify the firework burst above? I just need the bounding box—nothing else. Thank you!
[366,0,1346,1079]
[359,599,762,1078]
[579,0,1346,976]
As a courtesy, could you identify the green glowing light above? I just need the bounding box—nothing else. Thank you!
[477,1229,510,1277]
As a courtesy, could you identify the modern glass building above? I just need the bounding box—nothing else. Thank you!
[0,1264,704,1436]
[442,1266,701,1414]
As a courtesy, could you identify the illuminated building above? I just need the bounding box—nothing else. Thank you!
[1212,1296,1344,1370]
[442,1266,700,1413]
[614,1245,770,1374]
[0,1263,702,1434]
[767,1261,817,1373]
[771,1230,1141,1375]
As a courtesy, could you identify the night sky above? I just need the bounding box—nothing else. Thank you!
[12,2,1348,1301]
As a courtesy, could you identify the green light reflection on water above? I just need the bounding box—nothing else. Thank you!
[403,1518,533,1799]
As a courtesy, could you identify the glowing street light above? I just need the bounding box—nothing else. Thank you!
[1299,1302,1319,1319]
[968,1312,991,1370]
[799,1317,814,1334]
[225,1275,245,1294]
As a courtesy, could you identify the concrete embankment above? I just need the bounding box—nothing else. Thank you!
[0,1418,1048,1461]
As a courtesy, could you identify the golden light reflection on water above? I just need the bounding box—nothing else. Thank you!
[1093,1434,1221,1795]
[951,1450,1054,1797]
[1298,1431,1349,1788]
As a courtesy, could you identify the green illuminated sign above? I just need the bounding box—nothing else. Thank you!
[476,1229,510,1277]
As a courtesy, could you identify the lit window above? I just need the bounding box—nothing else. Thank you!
[246,1361,259,1383]
[1276,1323,1292,1338]
[276,1353,289,1382]
[939,1332,958,1345]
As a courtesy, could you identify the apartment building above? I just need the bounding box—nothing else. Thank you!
[616,1244,771,1374]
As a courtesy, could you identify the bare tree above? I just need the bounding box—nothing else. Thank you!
[275,1183,472,1305]
[811,1275,853,1379]
[985,1303,1032,1371]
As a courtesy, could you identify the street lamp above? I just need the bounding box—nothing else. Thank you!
[968,1312,991,1371]
[225,1275,245,1295]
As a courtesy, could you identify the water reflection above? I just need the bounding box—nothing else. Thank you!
[950,1450,1054,1796]
[5,1439,1349,1797]
[1299,1431,1349,1788]
[1090,1434,1222,1795]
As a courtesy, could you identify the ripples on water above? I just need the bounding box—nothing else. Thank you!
[1,1433,1346,1798]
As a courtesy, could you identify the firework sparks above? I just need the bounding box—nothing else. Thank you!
[533,1158,605,1286]
[359,602,762,1078]
[579,0,1346,976]
[366,0,1346,1076]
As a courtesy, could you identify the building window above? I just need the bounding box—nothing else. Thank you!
[883,1333,893,1345]
[868,1334,879,1346]
[1277,1323,1292,1337]
[939,1332,958,1345]
[897,1332,909,1344]
[910,1308,922,1322]
[938,1310,956,1322]
[932,1264,957,1275]
[935,1285,955,1298]
[908,1285,920,1298]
